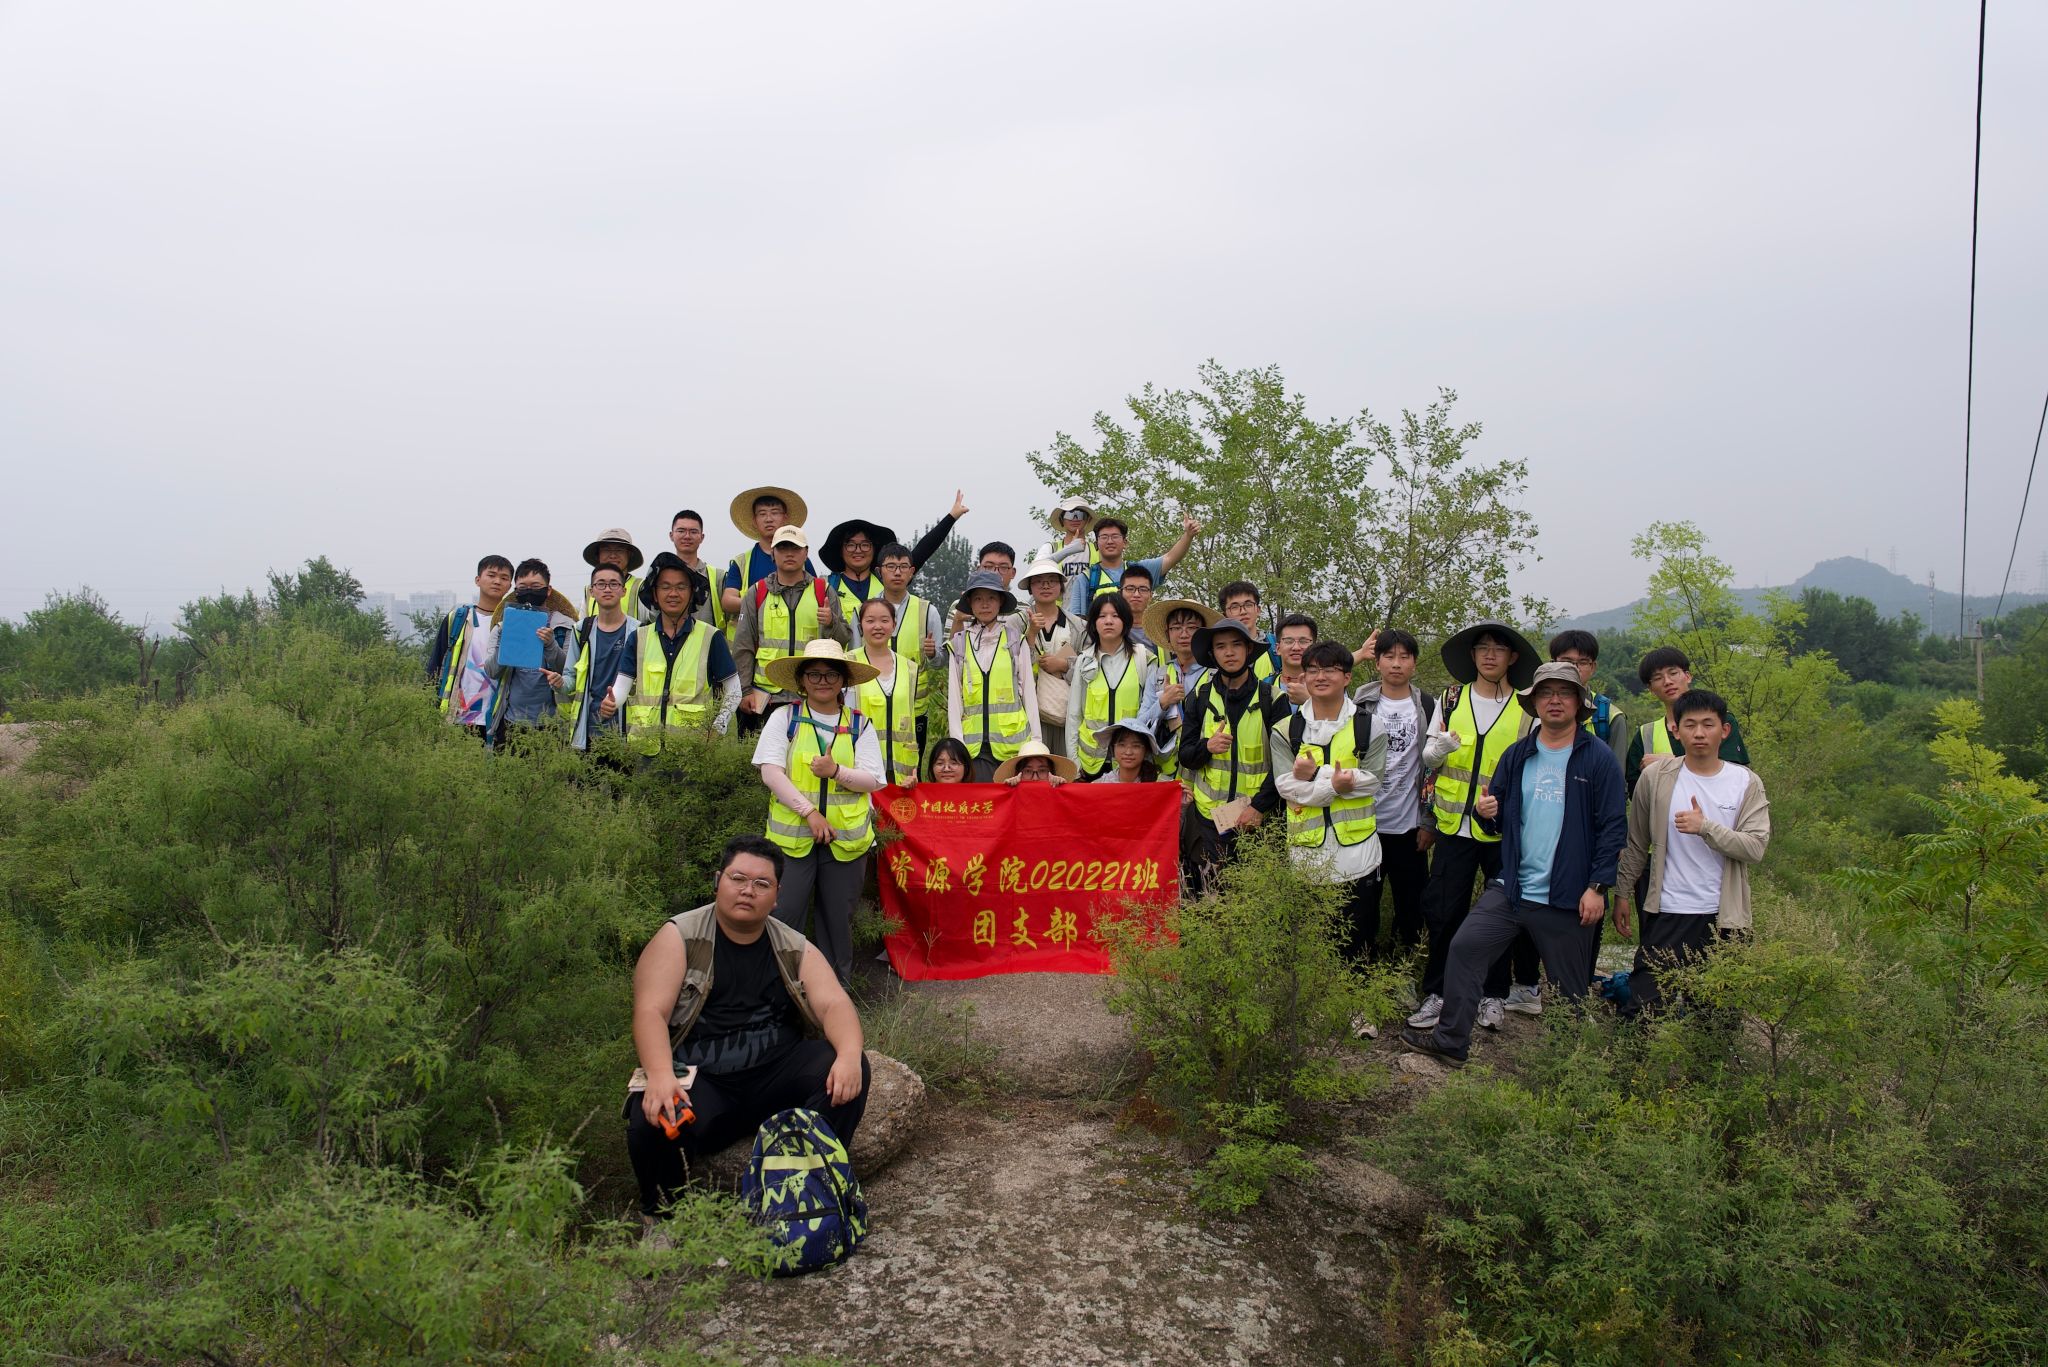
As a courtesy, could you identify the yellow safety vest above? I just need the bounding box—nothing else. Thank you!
[1076,646,1150,778]
[1251,650,1276,681]
[1153,657,1202,781]
[1079,564,1124,603]
[1187,676,1275,820]
[1641,719,1678,757]
[563,616,637,733]
[753,578,827,693]
[854,653,922,787]
[885,594,928,659]
[1285,712,1378,849]
[1432,685,1529,842]
[624,618,714,755]
[434,605,479,715]
[832,573,879,627]
[959,632,1030,761]
[764,707,875,862]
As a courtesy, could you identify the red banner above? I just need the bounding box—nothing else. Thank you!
[874,782,1181,980]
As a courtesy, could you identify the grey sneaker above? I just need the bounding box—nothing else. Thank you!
[1477,997,1505,1031]
[1504,982,1543,1016]
[1406,993,1443,1029]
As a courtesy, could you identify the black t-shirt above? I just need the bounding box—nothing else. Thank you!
[678,927,803,1076]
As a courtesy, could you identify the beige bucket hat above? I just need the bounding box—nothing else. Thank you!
[582,528,645,571]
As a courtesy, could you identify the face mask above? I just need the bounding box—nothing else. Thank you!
[514,585,548,607]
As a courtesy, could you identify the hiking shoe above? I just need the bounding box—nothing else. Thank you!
[1406,993,1443,1029]
[1396,1026,1467,1068]
[1351,1014,1379,1041]
[1504,982,1543,1016]
[1477,997,1505,1031]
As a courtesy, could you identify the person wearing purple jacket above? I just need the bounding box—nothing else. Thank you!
[1399,662,1626,1066]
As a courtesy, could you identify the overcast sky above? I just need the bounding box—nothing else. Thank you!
[4,2,2045,627]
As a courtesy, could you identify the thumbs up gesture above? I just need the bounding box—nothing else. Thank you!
[1206,725,1232,755]
[1292,751,1317,781]
[1673,793,1707,835]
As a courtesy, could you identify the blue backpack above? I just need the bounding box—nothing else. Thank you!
[740,1108,868,1275]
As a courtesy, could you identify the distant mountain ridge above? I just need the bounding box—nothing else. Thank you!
[1553,557,2047,637]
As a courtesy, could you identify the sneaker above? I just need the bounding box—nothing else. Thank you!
[1406,993,1443,1029]
[1477,997,1505,1031]
[1351,1014,1379,1041]
[1395,1026,1467,1068]
[1504,982,1543,1016]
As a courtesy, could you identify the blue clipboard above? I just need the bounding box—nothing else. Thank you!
[497,607,548,669]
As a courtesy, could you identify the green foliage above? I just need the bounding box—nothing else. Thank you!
[1025,362,1548,645]
[0,587,153,713]
[909,520,975,619]
[856,990,1006,1102]
[1981,606,2048,780]
[1102,830,1395,1210]
[1793,587,1920,682]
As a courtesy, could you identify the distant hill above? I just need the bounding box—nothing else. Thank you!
[1554,557,2047,637]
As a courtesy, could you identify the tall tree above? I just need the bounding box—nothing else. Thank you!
[1792,589,1918,683]
[1024,362,1547,645]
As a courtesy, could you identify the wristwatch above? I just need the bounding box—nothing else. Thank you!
[1587,882,1613,898]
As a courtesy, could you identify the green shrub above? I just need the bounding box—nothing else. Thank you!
[1101,829,1397,1210]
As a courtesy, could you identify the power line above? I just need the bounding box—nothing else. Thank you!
[1959,0,1988,640]
[1990,385,2048,625]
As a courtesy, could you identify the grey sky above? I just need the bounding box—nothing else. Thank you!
[4,3,2045,627]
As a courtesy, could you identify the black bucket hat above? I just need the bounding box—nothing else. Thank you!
[819,518,898,575]
[638,552,708,616]
[1439,620,1538,690]
[1192,617,1264,670]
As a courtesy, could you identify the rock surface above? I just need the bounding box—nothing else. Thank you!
[0,723,39,777]
[698,1100,1390,1366]
[904,971,1137,1098]
[688,1050,926,1191]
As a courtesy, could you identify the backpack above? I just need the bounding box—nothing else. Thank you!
[1284,707,1375,758]
[740,1108,868,1276]
[754,576,830,612]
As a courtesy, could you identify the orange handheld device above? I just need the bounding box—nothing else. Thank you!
[656,1067,699,1139]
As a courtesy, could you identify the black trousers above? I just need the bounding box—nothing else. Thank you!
[1179,800,1240,898]
[1336,872,1386,964]
[1375,828,1431,952]
[1419,834,1508,1000]
[1432,887,1597,1056]
[1623,912,1718,1017]
[626,1041,872,1217]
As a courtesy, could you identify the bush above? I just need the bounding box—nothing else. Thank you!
[1101,829,1397,1211]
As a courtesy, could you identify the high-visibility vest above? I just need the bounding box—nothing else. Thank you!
[885,594,929,659]
[854,653,922,786]
[1251,648,1277,681]
[1432,685,1529,842]
[624,618,713,755]
[831,573,876,627]
[753,577,829,692]
[563,616,639,733]
[1153,657,1206,781]
[434,605,478,715]
[1186,676,1277,820]
[1283,710,1378,849]
[1079,564,1124,603]
[959,633,1030,761]
[1076,645,1151,778]
[764,706,874,862]
[583,574,644,623]
[1641,719,1678,758]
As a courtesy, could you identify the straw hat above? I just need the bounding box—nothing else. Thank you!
[992,738,1080,782]
[1517,660,1594,720]
[762,639,879,695]
[581,528,645,571]
[729,486,809,541]
[1439,620,1538,690]
[1142,596,1218,648]
[1016,555,1067,590]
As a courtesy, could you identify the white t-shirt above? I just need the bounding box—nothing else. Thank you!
[749,704,886,778]
[1659,763,1751,915]
[1373,693,1421,835]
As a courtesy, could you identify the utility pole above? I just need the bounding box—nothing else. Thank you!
[1972,618,1985,703]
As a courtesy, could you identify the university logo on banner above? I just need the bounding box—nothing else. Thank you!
[873,782,1180,980]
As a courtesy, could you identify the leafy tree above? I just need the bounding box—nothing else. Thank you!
[1791,588,1919,682]
[1024,362,1548,645]
[0,588,154,711]
[1982,607,2048,779]
[908,521,974,619]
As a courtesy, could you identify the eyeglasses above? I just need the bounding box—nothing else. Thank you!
[801,669,843,684]
[722,869,776,894]
[1305,665,1349,678]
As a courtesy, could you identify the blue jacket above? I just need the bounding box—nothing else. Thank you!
[1477,724,1626,908]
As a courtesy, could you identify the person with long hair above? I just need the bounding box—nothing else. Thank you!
[921,736,972,784]
[850,596,922,787]
[1065,592,1156,780]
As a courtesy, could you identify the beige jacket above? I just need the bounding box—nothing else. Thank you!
[1616,759,1770,931]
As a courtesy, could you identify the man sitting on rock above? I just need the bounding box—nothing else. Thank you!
[626,834,871,1221]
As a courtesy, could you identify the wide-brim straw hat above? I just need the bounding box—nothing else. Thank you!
[582,527,645,571]
[955,569,1018,617]
[762,638,879,694]
[1142,597,1218,647]
[730,486,809,541]
[1518,660,1595,719]
[1192,617,1263,670]
[993,738,1079,782]
[819,518,898,574]
[1439,620,1538,690]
